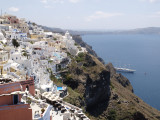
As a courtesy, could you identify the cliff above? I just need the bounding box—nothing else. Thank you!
[61,54,160,120]
[62,53,110,110]
[104,63,160,120]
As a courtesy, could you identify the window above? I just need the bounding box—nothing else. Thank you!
[47,88,49,92]
[26,85,29,91]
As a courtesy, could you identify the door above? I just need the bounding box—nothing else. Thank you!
[13,95,18,104]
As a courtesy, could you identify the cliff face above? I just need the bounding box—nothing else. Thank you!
[63,55,160,120]
[106,63,133,92]
[62,53,110,111]
[105,63,160,120]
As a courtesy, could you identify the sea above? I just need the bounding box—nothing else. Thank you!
[82,34,160,110]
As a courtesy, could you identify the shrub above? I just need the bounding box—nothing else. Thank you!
[75,53,85,62]
[30,41,34,44]
[74,43,78,46]
[67,52,71,56]
[78,52,84,58]
[12,39,20,48]
[48,60,53,63]
[110,82,114,90]
[66,74,72,81]
[26,98,32,104]
[41,108,45,114]
[107,110,117,120]
[23,52,27,56]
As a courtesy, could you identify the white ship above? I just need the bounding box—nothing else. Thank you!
[115,67,136,73]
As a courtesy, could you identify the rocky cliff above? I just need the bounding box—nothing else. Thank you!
[62,54,160,120]
[103,63,160,120]
[62,53,110,111]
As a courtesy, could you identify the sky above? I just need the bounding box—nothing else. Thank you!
[0,0,160,30]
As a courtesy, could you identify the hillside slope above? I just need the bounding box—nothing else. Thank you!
[61,54,160,120]
[40,24,160,120]
[105,63,160,120]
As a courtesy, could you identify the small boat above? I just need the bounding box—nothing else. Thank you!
[115,67,136,73]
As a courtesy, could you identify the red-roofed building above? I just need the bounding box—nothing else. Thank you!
[0,78,35,120]
[8,16,19,24]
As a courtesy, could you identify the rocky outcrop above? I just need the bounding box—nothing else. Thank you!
[63,55,160,120]
[62,53,110,111]
[105,63,160,120]
[85,69,110,109]
[72,35,105,64]
[132,112,148,120]
[106,63,133,92]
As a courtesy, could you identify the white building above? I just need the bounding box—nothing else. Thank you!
[5,29,27,40]
[0,31,7,43]
[0,50,9,62]
[29,24,44,35]
[0,24,9,31]
[44,32,53,38]
[63,31,78,56]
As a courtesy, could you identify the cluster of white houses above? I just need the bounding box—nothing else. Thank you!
[0,13,88,120]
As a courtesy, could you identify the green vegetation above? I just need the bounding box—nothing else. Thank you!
[3,44,6,47]
[53,38,57,41]
[26,97,32,104]
[82,66,87,70]
[63,87,83,107]
[48,60,53,63]
[78,46,82,51]
[66,52,71,56]
[22,50,26,52]
[30,41,34,44]
[47,68,51,73]
[32,22,37,26]
[41,108,45,114]
[78,52,85,58]
[110,82,115,90]
[75,52,85,62]
[23,52,28,56]
[12,39,20,48]
[107,110,117,120]
[65,73,72,81]
[22,50,29,58]
[50,73,63,86]
[74,43,78,46]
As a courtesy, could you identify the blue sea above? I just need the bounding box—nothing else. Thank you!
[82,34,160,110]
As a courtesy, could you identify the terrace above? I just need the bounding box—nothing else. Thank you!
[22,94,52,120]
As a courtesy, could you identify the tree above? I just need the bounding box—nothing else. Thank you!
[12,39,20,48]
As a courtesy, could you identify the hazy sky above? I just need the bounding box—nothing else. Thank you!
[1,0,160,30]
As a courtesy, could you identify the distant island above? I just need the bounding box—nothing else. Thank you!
[40,26,160,35]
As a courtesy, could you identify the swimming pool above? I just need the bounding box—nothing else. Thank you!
[57,86,63,91]
[53,52,61,59]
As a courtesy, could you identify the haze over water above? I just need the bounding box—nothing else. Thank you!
[82,34,160,110]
